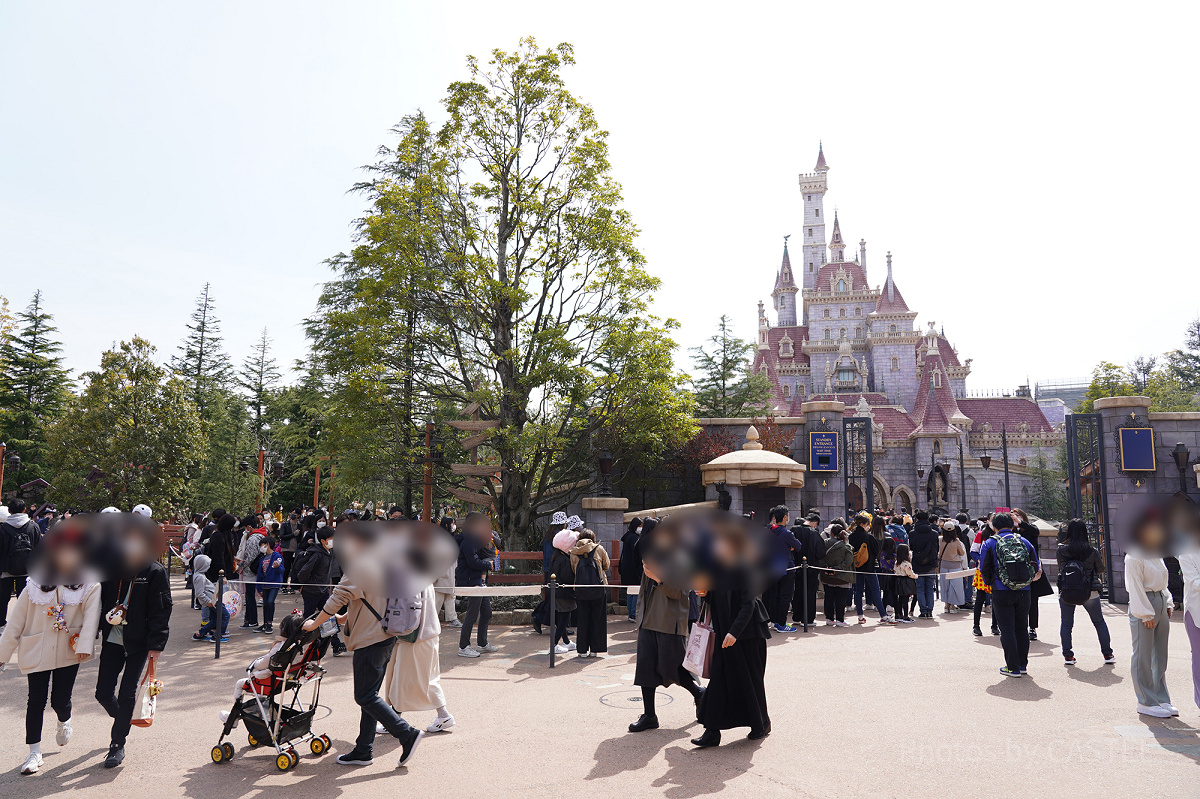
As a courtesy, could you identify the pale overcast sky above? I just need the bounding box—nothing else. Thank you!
[2,2,1196,394]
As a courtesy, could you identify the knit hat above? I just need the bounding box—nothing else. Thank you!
[566,515,583,530]
[550,511,568,526]
[552,529,579,553]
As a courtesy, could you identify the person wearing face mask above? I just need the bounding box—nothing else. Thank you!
[254,536,284,634]
[203,513,236,585]
[293,526,345,655]
[94,513,172,768]
[435,517,460,627]
[235,515,267,629]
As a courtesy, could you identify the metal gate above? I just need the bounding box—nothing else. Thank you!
[1065,413,1115,599]
[843,417,873,517]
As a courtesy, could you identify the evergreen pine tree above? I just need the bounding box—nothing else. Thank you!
[172,283,231,412]
[0,291,72,493]
[690,315,772,418]
[238,328,281,440]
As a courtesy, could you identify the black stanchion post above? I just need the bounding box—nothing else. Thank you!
[548,574,557,669]
[800,557,809,633]
[215,570,224,660]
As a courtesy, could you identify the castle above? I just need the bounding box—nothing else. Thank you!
[750,145,1064,514]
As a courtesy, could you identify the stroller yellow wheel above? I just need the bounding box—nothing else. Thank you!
[310,737,326,755]
[287,749,298,768]
[211,745,224,763]
[276,753,292,771]
[221,743,234,760]
[321,734,331,749]
[247,733,259,747]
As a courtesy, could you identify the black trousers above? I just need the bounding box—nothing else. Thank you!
[576,597,608,653]
[992,590,1031,671]
[459,596,491,649]
[26,664,79,744]
[0,575,27,627]
[765,573,795,626]
[281,551,295,587]
[95,640,149,748]
[791,566,821,625]
[823,585,850,621]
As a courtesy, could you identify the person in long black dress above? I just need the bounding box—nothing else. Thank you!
[693,523,772,748]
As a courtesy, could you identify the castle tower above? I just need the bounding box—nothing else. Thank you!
[799,144,829,301]
[829,211,846,262]
[771,240,799,327]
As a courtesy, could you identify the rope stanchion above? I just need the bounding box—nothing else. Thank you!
[215,570,225,660]
[548,574,557,669]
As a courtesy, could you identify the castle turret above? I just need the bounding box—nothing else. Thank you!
[829,211,846,262]
[798,144,829,302]
[771,240,799,327]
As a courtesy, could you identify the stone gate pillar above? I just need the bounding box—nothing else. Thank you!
[581,496,630,552]
[1094,396,1154,604]
[800,400,846,523]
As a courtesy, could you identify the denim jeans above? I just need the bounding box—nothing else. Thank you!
[626,591,637,619]
[459,596,491,649]
[1060,596,1111,659]
[853,572,885,618]
[259,587,280,625]
[916,575,937,614]
[199,604,231,636]
[351,638,414,753]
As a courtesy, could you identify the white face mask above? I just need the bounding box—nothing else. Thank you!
[316,521,327,528]
[259,546,269,555]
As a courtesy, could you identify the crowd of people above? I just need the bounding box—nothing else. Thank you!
[1,494,1199,774]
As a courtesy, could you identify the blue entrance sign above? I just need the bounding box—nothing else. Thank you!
[1117,428,1156,472]
[809,431,840,472]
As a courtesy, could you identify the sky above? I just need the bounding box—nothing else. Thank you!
[2,2,1197,394]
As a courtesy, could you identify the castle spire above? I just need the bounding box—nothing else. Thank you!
[828,210,846,261]
[814,141,828,173]
[772,236,799,326]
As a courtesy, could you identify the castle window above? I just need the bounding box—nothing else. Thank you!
[806,195,811,201]
[824,329,831,340]
[854,307,862,317]
[760,365,768,376]
[890,324,897,334]
[837,366,857,383]
[839,328,846,339]
[815,208,820,217]
[933,439,942,455]
[779,338,794,358]
[890,357,899,370]
[839,308,846,318]
[855,327,862,339]
[823,308,830,318]
[782,384,790,398]
[836,280,847,292]
[931,371,942,388]
[808,228,813,236]
[809,262,814,272]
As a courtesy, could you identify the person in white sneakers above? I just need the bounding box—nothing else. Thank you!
[383,582,456,733]
[436,517,461,628]
[0,522,101,775]
[1125,512,1176,718]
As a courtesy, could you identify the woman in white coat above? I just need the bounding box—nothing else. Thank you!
[382,583,455,732]
[0,524,102,775]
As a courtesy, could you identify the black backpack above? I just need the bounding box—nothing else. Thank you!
[1058,557,1093,605]
[5,521,37,576]
[573,548,606,601]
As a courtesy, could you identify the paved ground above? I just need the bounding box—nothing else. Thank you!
[1,579,1198,798]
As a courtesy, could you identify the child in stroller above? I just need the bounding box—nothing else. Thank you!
[211,610,337,771]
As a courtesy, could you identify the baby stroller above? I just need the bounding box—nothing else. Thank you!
[210,613,338,771]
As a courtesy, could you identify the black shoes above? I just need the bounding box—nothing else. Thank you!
[690,729,721,748]
[254,624,273,634]
[972,626,983,637]
[628,714,659,732]
[103,745,125,768]
[748,722,772,740]
[1029,629,1037,640]
[991,626,1000,636]
[397,728,424,767]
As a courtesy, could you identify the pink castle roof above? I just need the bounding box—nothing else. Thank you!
[911,352,966,437]
[956,397,1056,435]
[814,261,869,293]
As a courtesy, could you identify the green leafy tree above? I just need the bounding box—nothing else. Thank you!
[264,359,329,511]
[238,327,282,441]
[1144,368,1197,412]
[172,283,232,412]
[0,291,73,495]
[690,315,772,418]
[1026,444,1069,522]
[1076,361,1136,412]
[46,337,204,513]
[1166,317,1200,394]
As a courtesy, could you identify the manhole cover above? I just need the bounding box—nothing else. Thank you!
[600,689,674,709]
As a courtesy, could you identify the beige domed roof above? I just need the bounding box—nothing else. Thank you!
[700,426,806,487]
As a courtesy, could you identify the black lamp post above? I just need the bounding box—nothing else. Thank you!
[598,449,613,497]
[1001,424,1012,509]
[1173,442,1191,494]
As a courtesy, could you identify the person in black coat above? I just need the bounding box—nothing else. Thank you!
[203,513,237,583]
[764,506,803,631]
[1012,509,1053,639]
[619,518,644,622]
[94,515,172,768]
[789,513,826,627]
[692,526,772,748]
[908,510,940,618]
